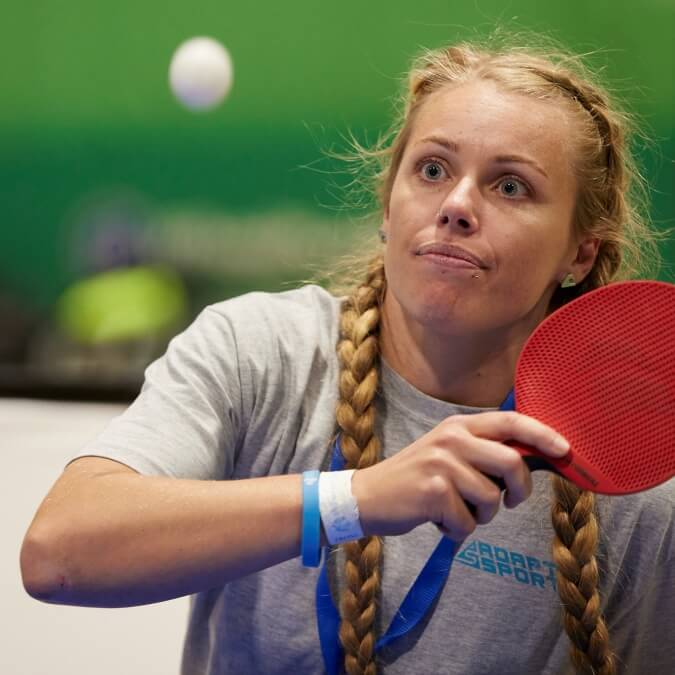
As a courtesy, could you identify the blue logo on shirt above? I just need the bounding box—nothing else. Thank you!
[456,540,558,591]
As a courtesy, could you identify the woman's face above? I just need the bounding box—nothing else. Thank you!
[381,78,596,340]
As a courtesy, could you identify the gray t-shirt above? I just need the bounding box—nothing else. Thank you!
[70,284,674,674]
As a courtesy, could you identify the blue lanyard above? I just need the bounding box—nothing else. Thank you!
[315,389,516,674]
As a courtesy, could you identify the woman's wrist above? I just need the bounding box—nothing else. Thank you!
[319,470,365,545]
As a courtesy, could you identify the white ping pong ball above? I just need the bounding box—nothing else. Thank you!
[169,37,233,111]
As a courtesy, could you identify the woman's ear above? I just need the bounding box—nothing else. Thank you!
[570,236,600,283]
[381,204,391,239]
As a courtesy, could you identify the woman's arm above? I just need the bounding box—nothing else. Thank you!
[21,410,568,609]
[20,456,304,608]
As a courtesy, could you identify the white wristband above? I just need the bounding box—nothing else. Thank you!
[319,469,365,545]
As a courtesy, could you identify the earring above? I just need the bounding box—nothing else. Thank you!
[378,229,387,243]
[560,273,577,288]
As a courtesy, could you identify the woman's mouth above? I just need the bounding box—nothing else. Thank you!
[415,242,488,269]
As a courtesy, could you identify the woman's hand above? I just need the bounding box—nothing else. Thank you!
[351,411,570,541]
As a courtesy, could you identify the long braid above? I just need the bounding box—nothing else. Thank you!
[335,255,386,675]
[551,477,616,674]
[546,76,627,675]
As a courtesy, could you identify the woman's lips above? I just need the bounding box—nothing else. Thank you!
[415,242,488,269]
[420,253,482,269]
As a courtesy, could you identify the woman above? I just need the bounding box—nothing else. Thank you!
[21,38,673,674]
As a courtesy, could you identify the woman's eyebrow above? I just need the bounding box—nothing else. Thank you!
[414,136,549,179]
[494,154,549,179]
[415,135,459,153]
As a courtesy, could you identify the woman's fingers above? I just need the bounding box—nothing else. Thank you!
[425,434,531,529]
[450,459,505,525]
[454,436,534,510]
[423,411,564,533]
[354,410,567,540]
[424,458,501,536]
[456,411,570,458]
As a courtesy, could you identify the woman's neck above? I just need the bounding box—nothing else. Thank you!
[379,297,530,409]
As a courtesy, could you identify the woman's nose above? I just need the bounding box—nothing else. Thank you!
[436,177,479,232]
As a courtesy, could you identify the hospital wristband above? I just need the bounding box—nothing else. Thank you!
[319,469,365,545]
[301,470,322,567]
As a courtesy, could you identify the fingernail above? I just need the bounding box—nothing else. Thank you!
[554,436,570,453]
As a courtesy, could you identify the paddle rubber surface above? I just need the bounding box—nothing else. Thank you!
[514,281,675,494]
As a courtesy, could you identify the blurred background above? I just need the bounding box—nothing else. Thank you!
[2,4,674,674]
[1,0,673,402]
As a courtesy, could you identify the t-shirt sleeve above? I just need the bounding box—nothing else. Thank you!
[67,304,246,480]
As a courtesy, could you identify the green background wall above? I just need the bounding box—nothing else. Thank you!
[1,1,673,310]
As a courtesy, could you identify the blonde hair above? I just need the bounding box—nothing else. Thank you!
[329,35,665,675]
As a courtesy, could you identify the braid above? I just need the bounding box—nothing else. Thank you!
[335,255,386,675]
[551,476,616,674]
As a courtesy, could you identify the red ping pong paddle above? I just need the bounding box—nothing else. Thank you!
[503,280,675,495]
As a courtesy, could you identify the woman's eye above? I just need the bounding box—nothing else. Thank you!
[418,160,445,181]
[498,176,530,198]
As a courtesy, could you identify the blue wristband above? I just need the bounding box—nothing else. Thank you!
[302,470,322,567]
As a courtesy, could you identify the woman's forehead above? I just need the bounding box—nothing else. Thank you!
[408,79,573,171]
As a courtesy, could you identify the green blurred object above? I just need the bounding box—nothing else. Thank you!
[56,266,188,344]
